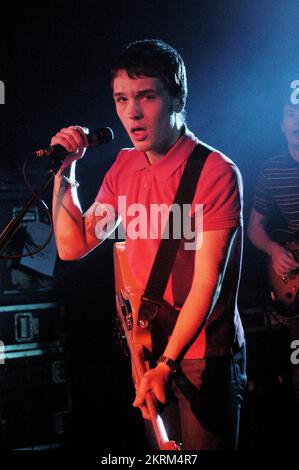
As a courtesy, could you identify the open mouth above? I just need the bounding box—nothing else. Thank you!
[131,127,147,139]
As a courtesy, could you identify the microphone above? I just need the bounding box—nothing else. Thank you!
[33,127,114,159]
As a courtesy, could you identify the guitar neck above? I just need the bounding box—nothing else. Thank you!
[116,296,179,450]
[114,242,180,450]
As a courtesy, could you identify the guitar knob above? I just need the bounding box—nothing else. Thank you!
[138,319,149,329]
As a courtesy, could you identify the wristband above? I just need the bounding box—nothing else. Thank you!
[156,355,179,374]
[57,173,80,188]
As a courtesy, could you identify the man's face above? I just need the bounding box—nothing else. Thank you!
[281,104,299,148]
[113,70,180,156]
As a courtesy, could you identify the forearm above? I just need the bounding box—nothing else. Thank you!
[163,275,221,361]
[52,163,87,260]
[163,228,239,362]
[247,221,277,256]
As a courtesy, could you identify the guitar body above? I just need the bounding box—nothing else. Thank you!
[113,241,180,451]
[113,241,152,361]
[267,229,299,318]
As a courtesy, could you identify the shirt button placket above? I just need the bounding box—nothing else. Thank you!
[143,169,150,190]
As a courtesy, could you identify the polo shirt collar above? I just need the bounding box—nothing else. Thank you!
[133,125,198,179]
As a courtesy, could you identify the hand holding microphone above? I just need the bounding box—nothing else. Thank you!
[50,126,90,166]
[35,125,114,170]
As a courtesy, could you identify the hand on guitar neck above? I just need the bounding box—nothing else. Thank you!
[133,362,171,420]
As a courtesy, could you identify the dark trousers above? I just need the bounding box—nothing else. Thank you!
[147,343,246,450]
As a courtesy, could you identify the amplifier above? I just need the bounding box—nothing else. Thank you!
[0,341,71,449]
[0,302,65,345]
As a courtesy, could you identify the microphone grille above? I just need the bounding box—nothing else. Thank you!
[91,127,114,145]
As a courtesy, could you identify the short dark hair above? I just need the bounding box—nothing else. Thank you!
[111,39,188,113]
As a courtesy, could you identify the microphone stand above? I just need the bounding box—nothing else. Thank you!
[0,159,60,256]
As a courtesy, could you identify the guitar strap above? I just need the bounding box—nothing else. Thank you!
[138,142,212,328]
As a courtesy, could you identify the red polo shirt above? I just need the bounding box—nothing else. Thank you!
[96,127,244,358]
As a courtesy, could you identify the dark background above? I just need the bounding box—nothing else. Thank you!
[0,0,299,450]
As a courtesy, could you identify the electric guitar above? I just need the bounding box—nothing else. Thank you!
[113,241,181,451]
[267,229,299,318]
